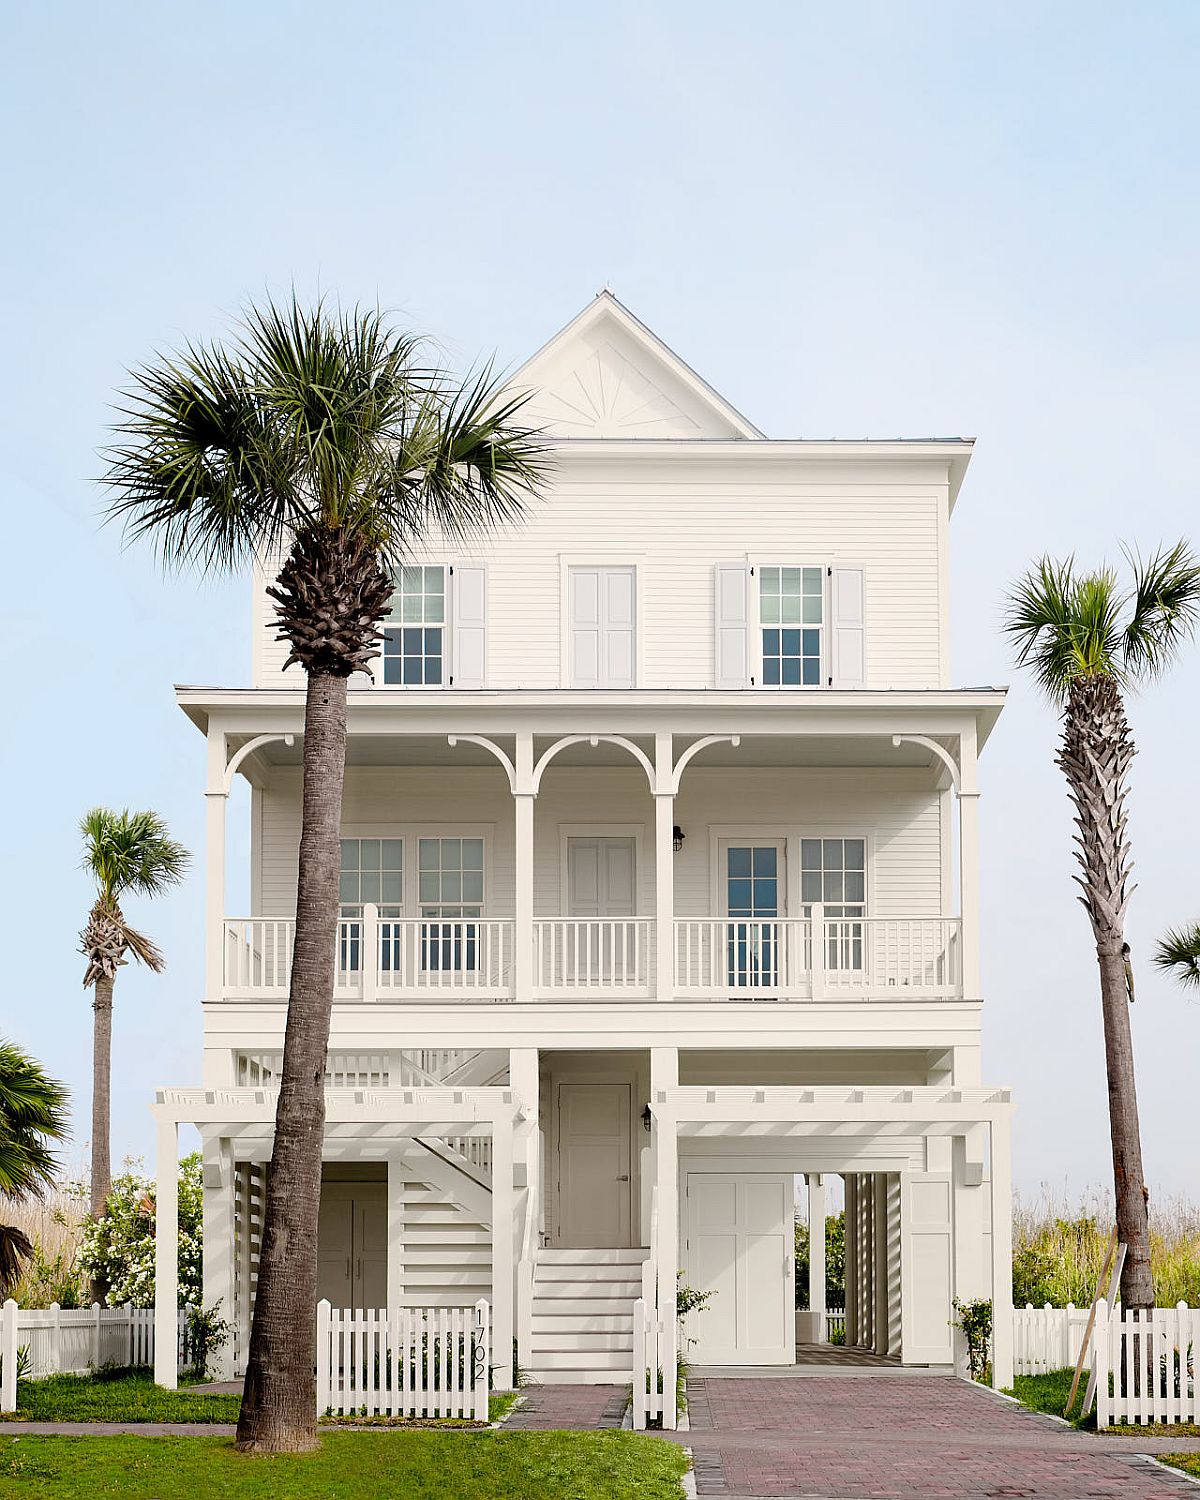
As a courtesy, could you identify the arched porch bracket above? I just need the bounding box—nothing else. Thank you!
[446,734,518,794]
[532,734,656,795]
[669,734,741,795]
[220,733,296,795]
[891,733,961,795]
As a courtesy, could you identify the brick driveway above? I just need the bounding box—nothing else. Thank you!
[678,1374,1199,1498]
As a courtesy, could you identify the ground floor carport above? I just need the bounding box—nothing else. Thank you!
[646,1085,1014,1385]
[150,1085,523,1389]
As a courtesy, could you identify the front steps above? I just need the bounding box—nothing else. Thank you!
[526,1247,646,1385]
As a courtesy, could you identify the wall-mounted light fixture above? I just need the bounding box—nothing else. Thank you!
[672,825,686,853]
[641,1104,653,1132]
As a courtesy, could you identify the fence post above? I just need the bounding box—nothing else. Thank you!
[315,1300,332,1419]
[50,1302,62,1376]
[1,1300,17,1412]
[1093,1300,1109,1427]
[1064,1302,1075,1370]
[473,1300,490,1423]
[632,1298,647,1430]
[91,1302,101,1372]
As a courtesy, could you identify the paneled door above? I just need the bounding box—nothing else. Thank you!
[316,1184,388,1309]
[686,1174,794,1364]
[556,1082,633,1248]
[721,841,785,991]
[567,836,637,984]
[568,566,636,688]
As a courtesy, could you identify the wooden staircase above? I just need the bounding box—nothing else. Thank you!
[526,1248,646,1385]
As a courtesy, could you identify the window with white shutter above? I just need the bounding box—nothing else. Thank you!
[379,562,488,688]
[721,562,866,689]
[450,564,487,688]
[568,566,636,688]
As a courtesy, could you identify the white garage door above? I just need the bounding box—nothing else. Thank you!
[686,1174,794,1365]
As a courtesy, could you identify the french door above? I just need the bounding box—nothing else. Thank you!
[721,841,784,991]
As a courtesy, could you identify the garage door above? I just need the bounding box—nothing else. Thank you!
[685,1174,794,1364]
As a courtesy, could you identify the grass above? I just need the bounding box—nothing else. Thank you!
[1003,1367,1200,1439]
[1161,1455,1200,1478]
[4,1374,519,1429]
[0,1431,689,1499]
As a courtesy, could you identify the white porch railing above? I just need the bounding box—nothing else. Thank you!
[533,919,652,997]
[1095,1302,1200,1427]
[673,910,962,1000]
[1,1301,191,1408]
[316,1301,490,1421]
[515,1156,542,1376]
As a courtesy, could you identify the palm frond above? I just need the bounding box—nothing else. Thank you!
[0,1225,34,1296]
[0,1041,69,1202]
[1121,541,1200,682]
[81,808,189,903]
[1153,922,1200,989]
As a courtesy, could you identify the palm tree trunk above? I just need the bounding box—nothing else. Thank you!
[89,971,113,1304]
[236,669,347,1452]
[1060,677,1154,1310]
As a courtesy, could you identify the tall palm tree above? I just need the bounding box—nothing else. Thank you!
[1005,542,1200,1311]
[1153,923,1200,990]
[80,808,189,1237]
[0,1040,69,1296]
[101,296,549,1453]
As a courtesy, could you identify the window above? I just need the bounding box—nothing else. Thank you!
[339,838,404,972]
[724,843,782,989]
[801,837,866,972]
[760,567,823,687]
[419,837,485,971]
[382,566,445,685]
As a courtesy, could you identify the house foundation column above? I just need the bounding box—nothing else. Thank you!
[653,732,675,1002]
[958,721,981,1002]
[154,1115,179,1388]
[873,1174,889,1357]
[201,1134,235,1379]
[386,1154,405,1308]
[491,1120,515,1390]
[806,1173,827,1341]
[990,1115,1014,1388]
[843,1175,859,1346]
[653,1102,678,1430]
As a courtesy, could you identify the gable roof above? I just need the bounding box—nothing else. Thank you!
[506,290,762,440]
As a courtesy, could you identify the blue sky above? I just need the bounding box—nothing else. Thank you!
[3,1,1199,1199]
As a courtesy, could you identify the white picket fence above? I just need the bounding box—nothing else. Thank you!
[632,1297,667,1430]
[316,1300,490,1421]
[826,1307,847,1341]
[1013,1302,1092,1376]
[1095,1302,1200,1427]
[1,1300,194,1411]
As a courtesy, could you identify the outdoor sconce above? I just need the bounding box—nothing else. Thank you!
[641,1104,653,1132]
[672,825,686,852]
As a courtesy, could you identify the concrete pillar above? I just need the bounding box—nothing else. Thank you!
[653,1104,679,1430]
[806,1173,827,1340]
[654,732,675,1002]
[154,1115,179,1388]
[201,1134,235,1379]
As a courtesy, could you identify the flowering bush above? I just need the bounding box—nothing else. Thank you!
[76,1153,203,1307]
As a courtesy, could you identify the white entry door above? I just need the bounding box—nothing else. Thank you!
[686,1174,794,1364]
[317,1185,388,1308]
[556,1082,632,1248]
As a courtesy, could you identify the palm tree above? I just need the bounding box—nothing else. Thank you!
[1005,542,1200,1311]
[0,1040,69,1296]
[80,808,188,1240]
[101,296,549,1453]
[1153,923,1200,990]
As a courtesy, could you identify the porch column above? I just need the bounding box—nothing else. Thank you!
[514,732,535,1002]
[653,732,675,1002]
[843,1175,858,1345]
[204,725,227,1001]
[153,1114,179,1389]
[873,1174,890,1357]
[386,1154,405,1307]
[990,1115,1014,1389]
[806,1173,826,1340]
[653,1103,678,1429]
[491,1119,515,1390]
[958,721,981,1002]
[201,1134,235,1379]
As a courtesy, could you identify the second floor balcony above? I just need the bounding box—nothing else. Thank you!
[221,907,963,1003]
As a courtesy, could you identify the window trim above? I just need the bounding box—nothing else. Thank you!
[558,553,645,689]
[380,562,448,689]
[750,559,829,690]
[338,822,497,914]
[706,824,876,919]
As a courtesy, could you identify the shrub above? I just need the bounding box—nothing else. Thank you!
[76,1154,202,1307]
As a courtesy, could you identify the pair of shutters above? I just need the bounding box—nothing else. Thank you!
[714,563,866,689]
[568,566,636,689]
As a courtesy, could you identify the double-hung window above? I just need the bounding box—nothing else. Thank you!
[418,837,485,971]
[759,566,824,687]
[339,838,404,972]
[383,566,445,685]
[800,837,866,972]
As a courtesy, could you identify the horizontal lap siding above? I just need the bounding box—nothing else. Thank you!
[251,465,948,690]
[256,766,943,917]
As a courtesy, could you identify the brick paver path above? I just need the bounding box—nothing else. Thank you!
[678,1374,1200,1497]
[502,1383,626,1430]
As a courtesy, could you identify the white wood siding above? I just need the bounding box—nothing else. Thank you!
[250,457,951,691]
[255,766,944,919]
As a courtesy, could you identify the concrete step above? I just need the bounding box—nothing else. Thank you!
[536,1260,646,1281]
[525,1368,631,1385]
[528,1297,637,1318]
[532,1313,634,1333]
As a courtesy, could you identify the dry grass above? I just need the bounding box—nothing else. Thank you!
[5,1182,89,1307]
[1013,1186,1200,1307]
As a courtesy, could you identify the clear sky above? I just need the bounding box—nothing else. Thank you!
[3,1,1198,1201]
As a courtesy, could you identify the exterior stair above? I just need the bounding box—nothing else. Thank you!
[527,1247,646,1385]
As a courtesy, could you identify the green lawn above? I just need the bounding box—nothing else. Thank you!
[1002,1368,1093,1428]
[4,1374,517,1428]
[1162,1455,1200,1479]
[0,1432,689,1499]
